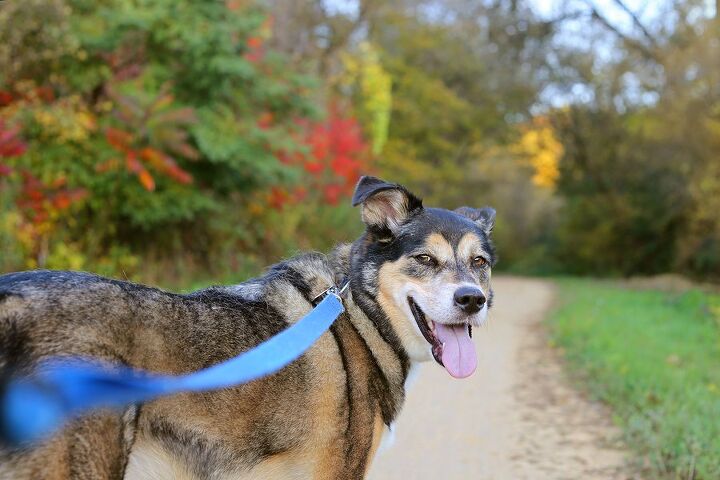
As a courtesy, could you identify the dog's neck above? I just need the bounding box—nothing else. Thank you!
[328,243,409,426]
[327,242,352,285]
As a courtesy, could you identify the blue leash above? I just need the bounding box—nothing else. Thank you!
[0,286,346,446]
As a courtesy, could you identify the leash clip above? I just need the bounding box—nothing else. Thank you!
[312,280,350,307]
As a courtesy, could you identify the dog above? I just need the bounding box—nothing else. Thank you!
[0,176,496,479]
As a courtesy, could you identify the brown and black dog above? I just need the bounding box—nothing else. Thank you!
[0,176,496,479]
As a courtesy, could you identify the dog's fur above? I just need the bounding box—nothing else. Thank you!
[0,177,496,479]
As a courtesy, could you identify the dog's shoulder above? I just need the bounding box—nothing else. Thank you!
[202,252,339,308]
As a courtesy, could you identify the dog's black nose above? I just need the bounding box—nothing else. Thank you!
[454,286,485,314]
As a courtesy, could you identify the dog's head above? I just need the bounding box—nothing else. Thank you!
[349,176,496,379]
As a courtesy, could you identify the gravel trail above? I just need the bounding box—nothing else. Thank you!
[368,276,634,480]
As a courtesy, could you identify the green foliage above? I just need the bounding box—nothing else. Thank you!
[0,0,351,283]
[549,279,720,478]
[551,108,690,275]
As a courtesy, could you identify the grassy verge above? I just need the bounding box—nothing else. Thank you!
[548,279,720,479]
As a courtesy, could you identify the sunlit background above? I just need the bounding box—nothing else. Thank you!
[1,0,718,478]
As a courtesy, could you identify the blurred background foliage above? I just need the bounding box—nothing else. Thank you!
[1,0,719,287]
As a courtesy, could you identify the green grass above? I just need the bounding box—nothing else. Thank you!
[548,279,720,479]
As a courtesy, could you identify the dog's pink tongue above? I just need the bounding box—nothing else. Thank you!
[434,323,477,378]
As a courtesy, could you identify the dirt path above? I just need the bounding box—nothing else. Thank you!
[368,276,633,480]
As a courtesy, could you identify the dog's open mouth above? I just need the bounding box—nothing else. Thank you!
[408,297,477,379]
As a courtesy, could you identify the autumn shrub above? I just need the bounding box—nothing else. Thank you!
[0,0,372,286]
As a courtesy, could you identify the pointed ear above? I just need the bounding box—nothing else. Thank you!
[455,206,496,235]
[352,176,423,233]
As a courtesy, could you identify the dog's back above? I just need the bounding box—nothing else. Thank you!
[0,259,394,479]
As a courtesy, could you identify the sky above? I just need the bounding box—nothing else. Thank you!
[323,0,717,31]
[321,0,717,108]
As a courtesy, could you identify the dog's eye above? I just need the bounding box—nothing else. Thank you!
[415,254,437,266]
[472,256,488,267]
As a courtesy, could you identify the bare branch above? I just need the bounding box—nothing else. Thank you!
[545,9,592,25]
[318,0,374,76]
[585,1,661,63]
[611,0,658,47]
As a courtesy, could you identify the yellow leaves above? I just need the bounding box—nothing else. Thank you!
[31,95,97,144]
[710,300,720,330]
[340,42,392,155]
[46,242,86,271]
[513,116,564,189]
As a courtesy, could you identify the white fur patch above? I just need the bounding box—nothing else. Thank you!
[226,281,265,301]
[125,439,195,480]
[374,363,423,458]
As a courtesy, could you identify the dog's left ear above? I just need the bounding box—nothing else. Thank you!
[352,176,423,234]
[455,206,496,235]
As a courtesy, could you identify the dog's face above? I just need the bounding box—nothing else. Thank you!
[350,176,496,379]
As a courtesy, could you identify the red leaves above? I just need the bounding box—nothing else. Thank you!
[244,17,271,64]
[0,120,29,177]
[17,170,87,225]
[268,186,289,210]
[304,162,324,174]
[267,108,370,210]
[304,112,368,187]
[0,91,14,107]
[0,120,28,158]
[257,111,274,130]
[322,184,344,205]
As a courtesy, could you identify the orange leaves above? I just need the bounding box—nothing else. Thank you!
[247,37,263,49]
[243,15,273,63]
[102,84,197,191]
[105,127,132,151]
[138,170,155,192]
[139,147,192,185]
[103,129,194,191]
[226,0,242,11]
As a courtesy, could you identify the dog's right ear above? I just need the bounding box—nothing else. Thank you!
[455,206,496,235]
[352,176,423,234]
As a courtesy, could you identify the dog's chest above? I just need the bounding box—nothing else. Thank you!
[124,438,313,480]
